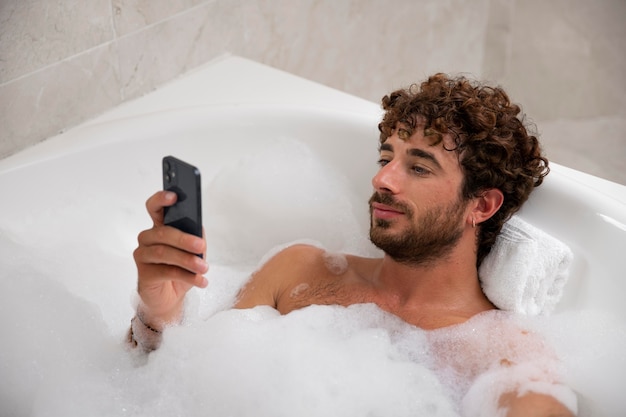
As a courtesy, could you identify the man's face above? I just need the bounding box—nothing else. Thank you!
[368,125,469,265]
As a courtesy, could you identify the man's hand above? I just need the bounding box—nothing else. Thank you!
[133,191,209,330]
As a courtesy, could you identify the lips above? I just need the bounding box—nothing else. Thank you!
[371,202,405,220]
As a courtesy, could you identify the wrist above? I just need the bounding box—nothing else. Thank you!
[129,315,163,352]
[129,300,185,352]
[135,300,185,331]
[135,312,164,334]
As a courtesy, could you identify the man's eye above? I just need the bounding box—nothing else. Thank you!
[377,159,390,167]
[412,166,429,175]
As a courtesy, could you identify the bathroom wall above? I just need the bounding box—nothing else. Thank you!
[1,0,624,183]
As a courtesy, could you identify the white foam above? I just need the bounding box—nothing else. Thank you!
[530,310,626,416]
[145,304,459,417]
[322,251,349,275]
[0,270,129,417]
[2,263,626,416]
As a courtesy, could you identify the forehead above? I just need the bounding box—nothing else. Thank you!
[382,125,461,167]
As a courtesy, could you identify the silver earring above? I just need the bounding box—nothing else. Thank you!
[472,217,476,228]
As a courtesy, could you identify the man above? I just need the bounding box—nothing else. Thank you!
[130,74,574,416]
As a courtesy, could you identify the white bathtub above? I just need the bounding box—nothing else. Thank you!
[1,56,625,415]
[2,55,625,324]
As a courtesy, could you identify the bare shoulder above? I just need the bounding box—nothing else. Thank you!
[258,244,332,279]
[234,244,331,310]
[268,243,328,267]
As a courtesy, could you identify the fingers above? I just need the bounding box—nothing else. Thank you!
[136,226,207,270]
[145,190,177,226]
[135,239,208,275]
[139,225,205,256]
[134,246,208,294]
[135,223,208,290]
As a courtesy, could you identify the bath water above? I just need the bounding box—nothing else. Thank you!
[1,139,625,416]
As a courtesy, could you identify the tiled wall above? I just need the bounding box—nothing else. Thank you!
[1,0,625,183]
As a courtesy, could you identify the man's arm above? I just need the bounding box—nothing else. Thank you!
[234,244,324,312]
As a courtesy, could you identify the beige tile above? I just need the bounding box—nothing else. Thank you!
[0,43,121,158]
[503,0,626,120]
[112,0,208,36]
[0,0,115,84]
[117,0,240,100]
[482,0,514,80]
[239,0,490,103]
[494,0,626,185]
[540,117,626,185]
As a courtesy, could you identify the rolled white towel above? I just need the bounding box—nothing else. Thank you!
[479,215,574,315]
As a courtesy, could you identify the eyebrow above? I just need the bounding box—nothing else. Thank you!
[379,143,443,170]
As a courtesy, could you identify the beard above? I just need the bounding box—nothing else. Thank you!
[368,191,467,266]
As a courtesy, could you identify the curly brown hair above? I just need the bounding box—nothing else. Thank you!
[378,73,549,267]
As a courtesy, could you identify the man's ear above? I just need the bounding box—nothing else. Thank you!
[471,188,504,226]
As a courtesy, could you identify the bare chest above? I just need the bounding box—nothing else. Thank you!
[277,277,472,330]
[277,276,370,314]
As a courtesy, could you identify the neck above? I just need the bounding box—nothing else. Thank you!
[371,233,494,314]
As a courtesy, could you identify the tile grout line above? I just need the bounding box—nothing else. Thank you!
[0,0,218,89]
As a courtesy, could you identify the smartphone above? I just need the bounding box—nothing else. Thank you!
[162,156,202,239]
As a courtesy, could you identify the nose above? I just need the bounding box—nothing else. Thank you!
[372,160,401,194]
